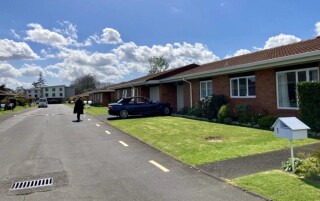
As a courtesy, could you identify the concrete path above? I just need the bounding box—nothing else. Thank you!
[0,104,263,201]
[197,142,320,180]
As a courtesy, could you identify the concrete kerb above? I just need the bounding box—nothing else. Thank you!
[89,113,272,201]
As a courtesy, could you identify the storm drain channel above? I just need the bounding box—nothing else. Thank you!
[10,177,53,191]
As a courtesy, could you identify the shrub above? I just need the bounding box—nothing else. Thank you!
[91,102,102,107]
[235,103,252,123]
[281,158,302,172]
[217,104,230,122]
[258,115,278,129]
[296,157,320,179]
[298,82,320,132]
[196,95,228,120]
[223,117,233,124]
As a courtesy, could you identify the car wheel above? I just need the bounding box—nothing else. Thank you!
[163,107,171,115]
[119,110,129,119]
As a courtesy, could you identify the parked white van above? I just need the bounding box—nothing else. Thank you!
[38,98,48,108]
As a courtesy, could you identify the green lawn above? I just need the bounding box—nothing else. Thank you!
[233,170,320,201]
[107,116,317,165]
[84,105,108,115]
[65,103,108,116]
[0,105,35,116]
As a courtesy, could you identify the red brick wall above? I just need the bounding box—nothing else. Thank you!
[182,69,302,117]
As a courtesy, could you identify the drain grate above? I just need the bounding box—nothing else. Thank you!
[10,177,53,191]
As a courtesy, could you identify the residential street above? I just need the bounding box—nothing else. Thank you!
[0,104,263,201]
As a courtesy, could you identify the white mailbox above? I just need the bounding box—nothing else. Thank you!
[272,117,309,140]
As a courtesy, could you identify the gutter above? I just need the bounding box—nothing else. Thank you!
[182,78,193,108]
[160,50,320,83]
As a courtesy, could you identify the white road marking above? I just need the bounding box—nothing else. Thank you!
[149,160,170,172]
[88,119,91,121]
[105,130,111,135]
[96,124,100,127]
[14,115,17,117]
[46,114,49,116]
[119,141,129,147]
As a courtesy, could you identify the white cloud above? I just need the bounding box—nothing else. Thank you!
[101,28,123,44]
[0,62,21,77]
[0,77,31,89]
[25,23,70,47]
[11,29,21,39]
[54,21,78,39]
[20,64,44,77]
[0,39,39,61]
[225,49,251,58]
[263,33,301,49]
[315,22,320,36]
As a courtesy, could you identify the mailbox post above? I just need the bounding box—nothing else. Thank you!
[272,117,310,173]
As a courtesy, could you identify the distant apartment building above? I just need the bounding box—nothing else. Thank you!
[25,85,75,103]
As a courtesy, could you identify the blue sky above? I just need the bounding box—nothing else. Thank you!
[1,0,320,89]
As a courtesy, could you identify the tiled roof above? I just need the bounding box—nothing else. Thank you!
[109,63,199,89]
[170,36,320,78]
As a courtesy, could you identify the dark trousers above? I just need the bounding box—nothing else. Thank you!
[77,113,81,121]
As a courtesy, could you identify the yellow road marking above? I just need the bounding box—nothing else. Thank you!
[105,130,111,135]
[96,124,100,127]
[149,160,170,172]
[119,141,129,147]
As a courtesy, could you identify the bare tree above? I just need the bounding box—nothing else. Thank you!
[148,56,170,74]
[70,74,100,95]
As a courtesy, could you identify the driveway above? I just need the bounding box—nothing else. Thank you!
[0,104,263,201]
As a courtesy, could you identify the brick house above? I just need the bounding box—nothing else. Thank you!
[161,37,320,116]
[88,88,115,106]
[108,64,199,109]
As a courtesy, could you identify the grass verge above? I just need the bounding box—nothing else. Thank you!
[107,116,317,166]
[233,170,320,201]
[0,106,35,116]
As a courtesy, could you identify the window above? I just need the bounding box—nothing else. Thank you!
[28,90,31,93]
[60,93,63,97]
[35,90,37,93]
[122,90,127,98]
[45,88,48,92]
[200,80,212,99]
[277,67,319,109]
[52,93,55,97]
[45,93,48,97]
[52,88,55,91]
[230,76,256,97]
[59,88,63,91]
[117,91,121,99]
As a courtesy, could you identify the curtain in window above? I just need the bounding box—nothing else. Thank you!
[278,73,290,107]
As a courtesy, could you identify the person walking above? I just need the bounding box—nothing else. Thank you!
[73,97,84,122]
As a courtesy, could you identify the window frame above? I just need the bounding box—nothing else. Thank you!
[276,67,319,110]
[200,80,213,99]
[122,89,127,98]
[230,75,256,98]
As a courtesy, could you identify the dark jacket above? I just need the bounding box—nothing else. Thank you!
[73,99,84,114]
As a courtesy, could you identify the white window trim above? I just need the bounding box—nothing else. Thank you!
[200,80,212,99]
[276,67,319,110]
[230,75,256,98]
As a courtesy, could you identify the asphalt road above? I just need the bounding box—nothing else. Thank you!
[0,104,263,201]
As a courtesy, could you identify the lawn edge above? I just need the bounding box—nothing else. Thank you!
[91,114,273,201]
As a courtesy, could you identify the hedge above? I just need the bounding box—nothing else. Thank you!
[297,82,320,132]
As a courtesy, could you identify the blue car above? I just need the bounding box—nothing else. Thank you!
[108,96,173,119]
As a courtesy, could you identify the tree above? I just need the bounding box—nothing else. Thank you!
[32,72,46,97]
[70,74,99,95]
[148,56,170,74]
